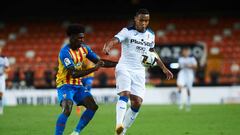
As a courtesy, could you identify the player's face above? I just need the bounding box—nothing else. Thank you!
[135,14,150,32]
[182,49,190,57]
[69,33,85,50]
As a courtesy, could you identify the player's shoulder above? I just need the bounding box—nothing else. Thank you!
[81,43,89,49]
[126,25,135,31]
[81,44,91,51]
[146,27,155,35]
[189,55,196,59]
[0,55,7,58]
[60,44,70,50]
[59,44,70,55]
[190,55,197,61]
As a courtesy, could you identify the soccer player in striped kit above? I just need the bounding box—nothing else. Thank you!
[55,24,117,135]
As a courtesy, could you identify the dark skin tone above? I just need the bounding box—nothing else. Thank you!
[103,14,173,110]
[61,33,117,116]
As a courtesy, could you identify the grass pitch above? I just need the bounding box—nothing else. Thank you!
[0,104,240,135]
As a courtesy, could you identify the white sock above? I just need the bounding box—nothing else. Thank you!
[0,100,3,114]
[177,91,183,108]
[116,99,127,125]
[187,95,191,107]
[123,107,139,132]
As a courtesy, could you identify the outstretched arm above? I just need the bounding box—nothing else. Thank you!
[67,61,104,78]
[88,57,118,68]
[101,59,118,67]
[103,37,119,55]
[150,48,174,80]
[186,63,197,70]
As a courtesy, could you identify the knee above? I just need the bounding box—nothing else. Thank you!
[130,100,141,113]
[130,97,142,109]
[89,103,98,111]
[131,100,142,109]
[61,100,73,116]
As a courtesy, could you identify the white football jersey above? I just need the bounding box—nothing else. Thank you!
[115,26,155,70]
[178,56,197,76]
[0,56,9,75]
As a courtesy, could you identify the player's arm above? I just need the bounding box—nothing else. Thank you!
[88,57,118,68]
[186,63,197,69]
[150,48,173,80]
[100,59,118,67]
[86,45,118,67]
[103,37,119,55]
[103,28,128,55]
[4,57,10,73]
[67,61,104,78]
[60,48,103,78]
[186,58,198,70]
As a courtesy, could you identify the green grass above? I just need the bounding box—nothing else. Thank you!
[0,104,240,135]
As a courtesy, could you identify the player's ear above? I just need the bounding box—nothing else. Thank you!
[134,16,138,22]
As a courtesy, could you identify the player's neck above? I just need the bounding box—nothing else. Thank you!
[134,25,147,33]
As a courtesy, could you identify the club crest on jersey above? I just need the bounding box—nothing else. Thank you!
[64,58,71,66]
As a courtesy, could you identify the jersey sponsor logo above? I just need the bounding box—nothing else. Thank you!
[135,46,146,54]
[130,39,153,47]
[64,58,71,66]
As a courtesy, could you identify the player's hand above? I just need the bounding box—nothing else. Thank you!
[103,43,110,55]
[163,68,173,80]
[95,60,105,69]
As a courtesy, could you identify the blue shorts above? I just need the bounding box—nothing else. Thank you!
[81,77,94,91]
[57,84,92,105]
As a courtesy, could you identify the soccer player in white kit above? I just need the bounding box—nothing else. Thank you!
[177,47,197,111]
[103,9,173,135]
[0,47,10,115]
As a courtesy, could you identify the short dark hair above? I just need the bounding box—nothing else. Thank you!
[136,8,149,16]
[66,24,85,36]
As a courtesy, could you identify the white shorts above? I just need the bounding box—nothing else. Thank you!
[0,75,6,93]
[177,71,194,89]
[115,65,146,99]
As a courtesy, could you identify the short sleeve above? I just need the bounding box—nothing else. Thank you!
[85,46,99,62]
[178,57,184,68]
[192,57,197,66]
[59,48,74,69]
[114,28,128,43]
[150,35,155,48]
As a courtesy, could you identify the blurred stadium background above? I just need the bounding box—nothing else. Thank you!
[0,0,240,134]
